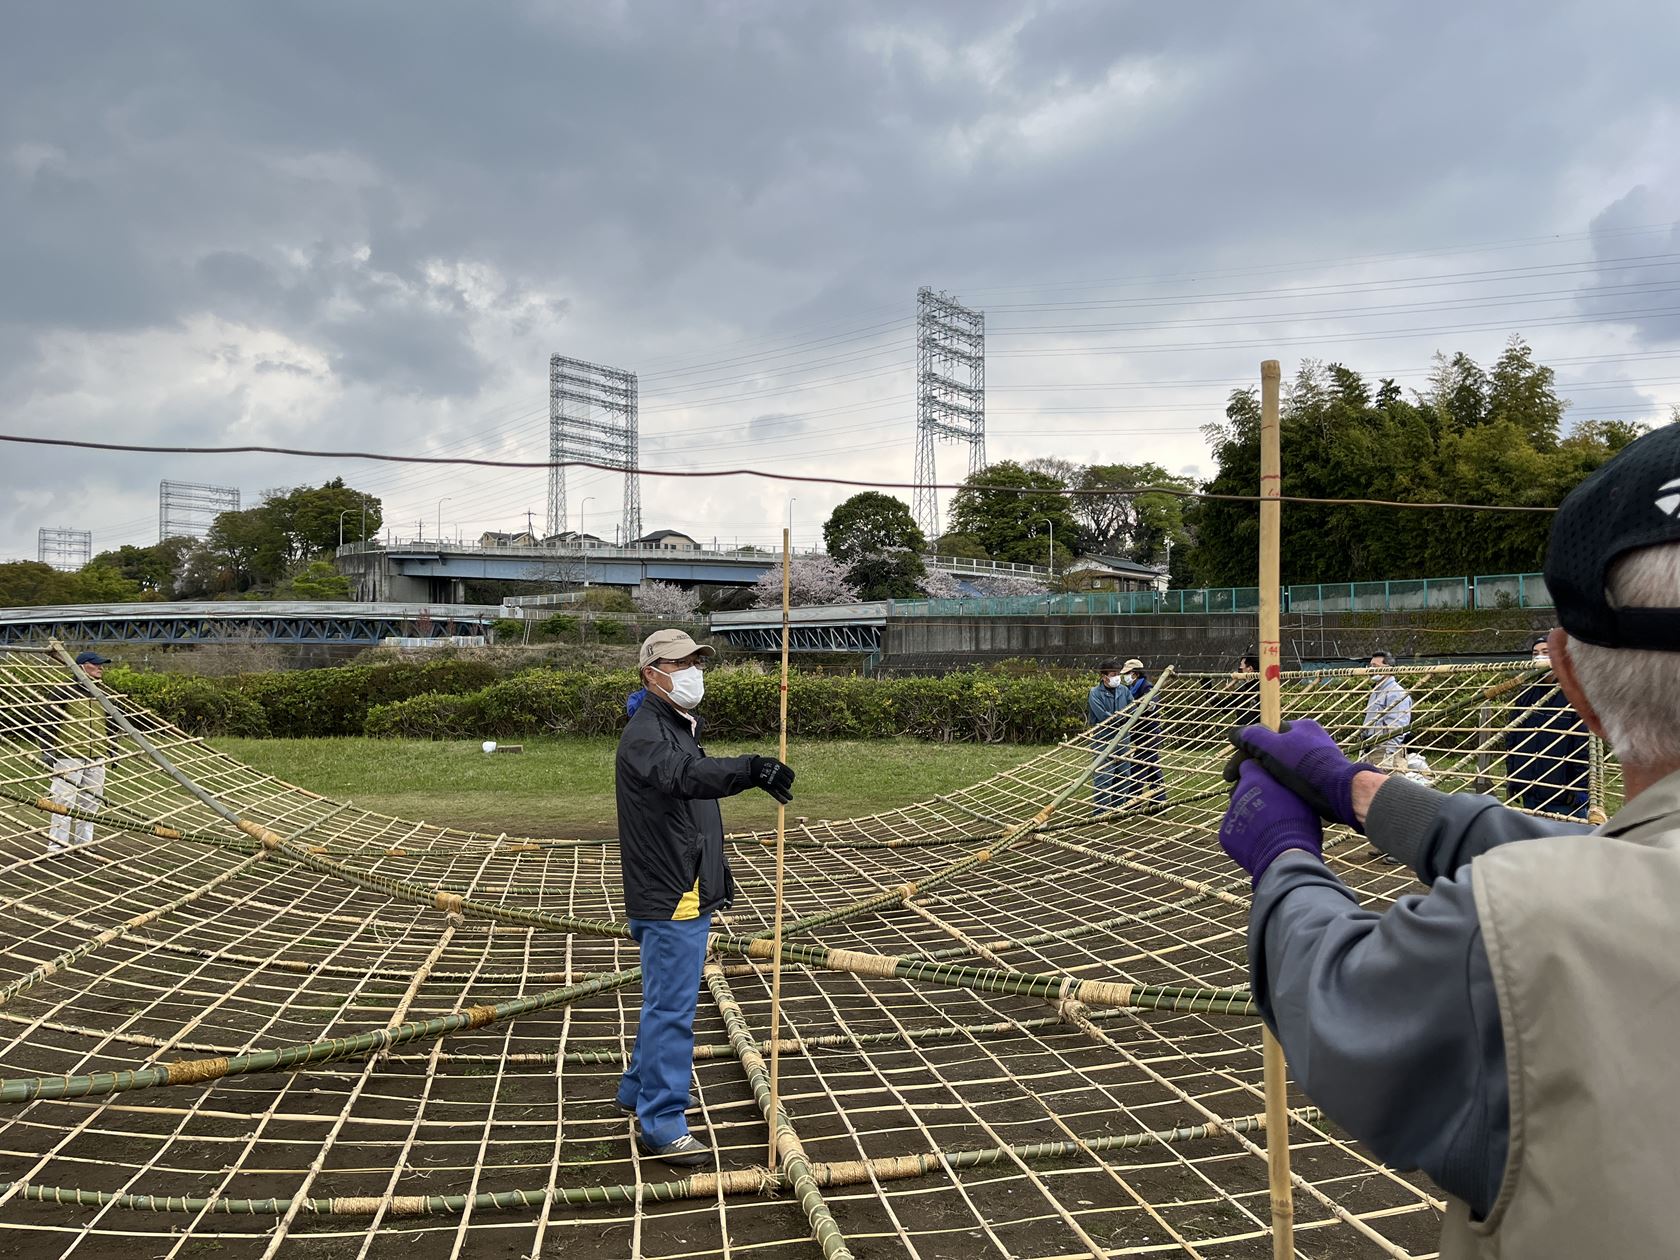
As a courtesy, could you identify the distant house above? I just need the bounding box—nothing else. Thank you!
[541,531,609,548]
[479,530,538,548]
[1063,554,1165,593]
[632,529,699,552]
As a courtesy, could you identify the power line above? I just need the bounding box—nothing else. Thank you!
[0,431,1563,513]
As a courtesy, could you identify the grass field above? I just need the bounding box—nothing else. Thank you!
[217,736,1045,838]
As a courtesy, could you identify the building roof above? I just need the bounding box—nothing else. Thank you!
[633,529,697,543]
[1065,554,1164,578]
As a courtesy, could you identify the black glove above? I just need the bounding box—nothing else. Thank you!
[749,755,796,805]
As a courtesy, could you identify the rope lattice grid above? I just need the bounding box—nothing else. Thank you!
[0,648,1613,1259]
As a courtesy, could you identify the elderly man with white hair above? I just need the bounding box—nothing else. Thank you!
[1216,421,1680,1259]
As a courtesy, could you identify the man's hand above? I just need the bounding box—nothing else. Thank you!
[749,756,796,805]
[1225,718,1378,833]
[1219,760,1324,885]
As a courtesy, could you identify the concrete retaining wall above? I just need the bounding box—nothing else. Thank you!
[883,609,1555,671]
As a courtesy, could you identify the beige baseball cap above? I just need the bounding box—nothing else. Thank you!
[1122,658,1145,673]
[638,628,716,670]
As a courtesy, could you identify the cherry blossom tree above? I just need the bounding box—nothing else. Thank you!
[633,580,701,619]
[752,554,860,607]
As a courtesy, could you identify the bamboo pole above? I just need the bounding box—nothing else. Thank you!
[1258,358,1296,1257]
[767,524,792,1166]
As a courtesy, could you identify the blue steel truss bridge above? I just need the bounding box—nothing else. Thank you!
[0,602,499,646]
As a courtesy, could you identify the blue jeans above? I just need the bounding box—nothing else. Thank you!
[1093,760,1124,812]
[617,913,711,1147]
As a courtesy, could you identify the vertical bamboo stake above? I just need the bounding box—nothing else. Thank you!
[1257,359,1296,1257]
[767,525,792,1166]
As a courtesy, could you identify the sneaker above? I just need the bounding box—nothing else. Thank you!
[636,1131,712,1168]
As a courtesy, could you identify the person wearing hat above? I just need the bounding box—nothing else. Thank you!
[1503,633,1590,817]
[46,651,113,852]
[1119,658,1165,804]
[1216,421,1680,1257]
[1086,660,1130,814]
[613,628,795,1167]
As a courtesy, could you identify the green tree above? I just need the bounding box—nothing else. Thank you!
[946,462,1078,568]
[822,492,927,598]
[89,537,196,597]
[198,479,383,595]
[844,551,927,600]
[1182,350,1645,587]
[1073,463,1195,563]
[277,560,352,601]
[823,493,925,564]
[930,532,989,560]
[0,561,144,607]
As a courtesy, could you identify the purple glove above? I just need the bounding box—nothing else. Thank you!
[1220,760,1324,886]
[1227,718,1377,833]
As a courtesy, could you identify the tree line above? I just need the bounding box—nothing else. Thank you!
[812,337,1663,600]
[0,478,380,607]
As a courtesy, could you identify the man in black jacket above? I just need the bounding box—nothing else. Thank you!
[614,628,795,1167]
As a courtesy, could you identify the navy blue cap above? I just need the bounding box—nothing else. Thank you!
[1544,422,1680,651]
[74,651,112,666]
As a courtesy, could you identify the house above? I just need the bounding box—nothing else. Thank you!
[1062,554,1165,593]
[541,531,609,548]
[631,529,699,552]
[478,530,539,548]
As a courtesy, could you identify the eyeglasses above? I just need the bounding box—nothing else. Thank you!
[656,657,707,672]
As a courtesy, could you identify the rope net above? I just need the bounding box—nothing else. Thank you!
[0,647,1610,1259]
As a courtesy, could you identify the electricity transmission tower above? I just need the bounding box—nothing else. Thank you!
[913,287,986,541]
[548,355,641,544]
[38,527,91,572]
[159,481,240,542]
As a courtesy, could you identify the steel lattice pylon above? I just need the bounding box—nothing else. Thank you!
[913,287,986,542]
[158,480,240,543]
[36,527,91,572]
[548,355,640,545]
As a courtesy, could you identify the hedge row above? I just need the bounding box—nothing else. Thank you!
[107,660,1101,744]
[108,659,503,738]
[365,669,1091,744]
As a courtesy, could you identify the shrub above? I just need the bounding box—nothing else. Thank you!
[490,618,525,641]
[364,665,1089,743]
[107,668,270,737]
[236,659,503,737]
[535,613,579,642]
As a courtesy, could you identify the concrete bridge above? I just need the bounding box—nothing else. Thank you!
[0,602,500,646]
[334,539,1051,603]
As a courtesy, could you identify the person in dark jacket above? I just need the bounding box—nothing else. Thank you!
[1086,660,1129,814]
[1504,634,1589,817]
[1120,658,1165,803]
[613,628,795,1167]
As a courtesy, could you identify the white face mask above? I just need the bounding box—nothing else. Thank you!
[1122,672,1138,686]
[664,665,705,709]
[1103,675,1123,689]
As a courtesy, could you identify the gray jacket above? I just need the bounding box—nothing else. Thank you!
[1249,778,1590,1217]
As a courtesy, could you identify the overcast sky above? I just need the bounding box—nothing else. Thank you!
[5,1,1679,565]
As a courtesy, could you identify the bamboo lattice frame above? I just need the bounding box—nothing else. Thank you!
[0,647,1613,1258]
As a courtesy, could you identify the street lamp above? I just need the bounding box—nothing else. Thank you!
[578,496,595,587]
[436,497,451,543]
[337,509,354,549]
[1033,518,1056,575]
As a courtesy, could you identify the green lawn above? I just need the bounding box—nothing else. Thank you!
[216,737,1045,838]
